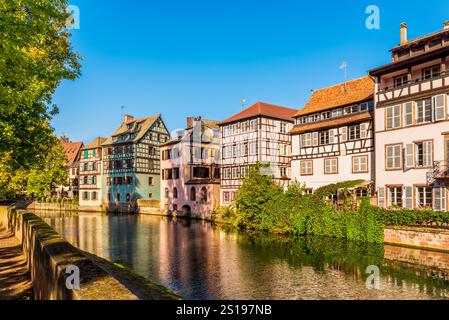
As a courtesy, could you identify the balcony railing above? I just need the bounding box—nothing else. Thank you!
[378,72,449,103]
[427,161,449,183]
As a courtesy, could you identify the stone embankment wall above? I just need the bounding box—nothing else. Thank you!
[26,201,78,212]
[384,226,449,252]
[0,206,180,300]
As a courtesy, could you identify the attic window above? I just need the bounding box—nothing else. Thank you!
[411,44,425,54]
[429,39,442,48]
[398,49,409,58]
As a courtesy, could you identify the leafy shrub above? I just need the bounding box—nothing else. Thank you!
[213,168,449,243]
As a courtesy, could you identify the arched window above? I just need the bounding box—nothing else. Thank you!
[165,188,169,199]
[200,187,208,203]
[173,187,178,199]
[190,187,196,201]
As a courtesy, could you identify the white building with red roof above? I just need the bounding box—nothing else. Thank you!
[290,77,375,194]
[219,101,297,206]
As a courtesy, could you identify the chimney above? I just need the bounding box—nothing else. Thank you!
[400,22,408,45]
[124,114,134,123]
[444,21,449,30]
[187,116,202,128]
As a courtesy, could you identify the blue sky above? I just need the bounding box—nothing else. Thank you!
[54,0,449,143]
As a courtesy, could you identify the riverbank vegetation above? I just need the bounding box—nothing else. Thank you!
[0,0,81,201]
[212,163,449,243]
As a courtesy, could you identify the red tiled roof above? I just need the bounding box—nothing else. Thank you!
[293,76,374,117]
[289,111,373,135]
[220,102,297,125]
[63,142,83,167]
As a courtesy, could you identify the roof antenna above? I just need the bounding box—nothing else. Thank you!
[241,99,247,111]
[121,105,125,119]
[340,61,348,92]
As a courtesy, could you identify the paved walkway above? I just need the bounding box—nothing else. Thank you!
[0,228,33,300]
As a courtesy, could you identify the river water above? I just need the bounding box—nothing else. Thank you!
[36,211,449,300]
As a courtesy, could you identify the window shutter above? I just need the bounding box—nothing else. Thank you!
[312,132,319,146]
[378,187,386,208]
[404,102,414,126]
[405,144,414,168]
[386,107,393,129]
[328,129,334,144]
[433,94,446,121]
[394,105,402,128]
[341,127,348,142]
[433,186,447,212]
[394,145,402,168]
[442,187,447,212]
[434,187,442,211]
[360,123,368,139]
[404,186,413,209]
[424,141,433,167]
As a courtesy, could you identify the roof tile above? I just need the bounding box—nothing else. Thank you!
[293,76,374,117]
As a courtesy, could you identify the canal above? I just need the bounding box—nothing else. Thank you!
[37,211,449,300]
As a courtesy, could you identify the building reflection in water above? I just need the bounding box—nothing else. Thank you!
[39,212,449,300]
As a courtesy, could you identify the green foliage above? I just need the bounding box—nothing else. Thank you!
[26,140,67,199]
[313,180,365,199]
[233,163,283,229]
[0,0,81,200]
[213,174,449,244]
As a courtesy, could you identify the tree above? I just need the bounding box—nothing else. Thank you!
[0,0,81,200]
[234,163,283,228]
[26,140,68,199]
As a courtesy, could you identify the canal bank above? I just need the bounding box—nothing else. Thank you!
[38,211,449,299]
[0,206,180,300]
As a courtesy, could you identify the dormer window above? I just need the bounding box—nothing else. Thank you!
[321,111,331,120]
[422,65,440,80]
[332,108,342,118]
[394,74,408,88]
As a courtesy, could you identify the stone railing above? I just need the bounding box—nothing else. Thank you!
[0,206,179,300]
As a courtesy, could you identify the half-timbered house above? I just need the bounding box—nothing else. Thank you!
[290,77,375,193]
[78,137,106,210]
[101,114,170,211]
[369,22,449,211]
[219,102,297,206]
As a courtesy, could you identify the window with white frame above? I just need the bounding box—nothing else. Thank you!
[433,186,447,212]
[231,167,240,179]
[394,74,408,88]
[280,167,287,177]
[348,124,360,141]
[352,156,368,173]
[415,140,433,168]
[280,122,287,133]
[386,144,402,170]
[324,158,338,174]
[416,98,432,124]
[249,142,257,155]
[319,131,329,145]
[416,186,433,208]
[250,120,257,131]
[279,144,290,156]
[302,133,312,147]
[422,65,440,80]
[300,160,313,175]
[386,105,401,129]
[388,187,403,207]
